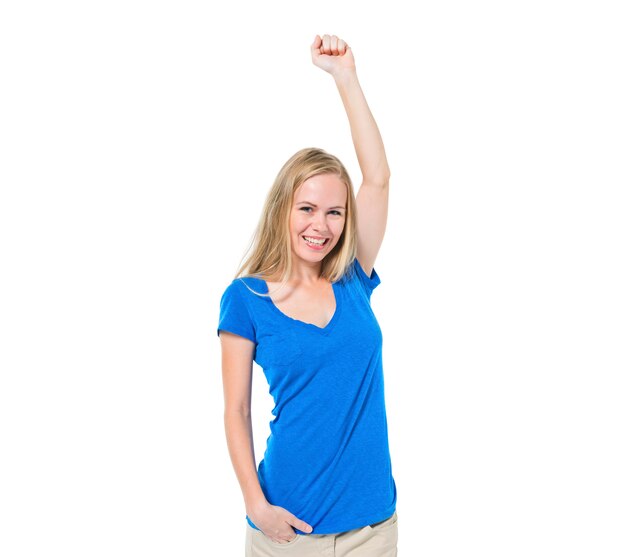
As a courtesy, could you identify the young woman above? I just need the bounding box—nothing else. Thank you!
[218,34,398,556]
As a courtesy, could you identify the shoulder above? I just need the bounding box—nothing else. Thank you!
[220,276,266,303]
[339,257,381,297]
[218,276,267,343]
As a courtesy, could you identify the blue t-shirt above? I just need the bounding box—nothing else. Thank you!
[217,258,397,535]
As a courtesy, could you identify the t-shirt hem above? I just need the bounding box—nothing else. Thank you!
[245,502,396,535]
[217,326,256,344]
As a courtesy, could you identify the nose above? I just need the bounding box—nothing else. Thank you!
[312,213,329,233]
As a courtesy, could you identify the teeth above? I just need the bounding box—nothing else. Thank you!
[303,236,326,245]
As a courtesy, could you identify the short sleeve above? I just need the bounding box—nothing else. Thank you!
[217,281,257,344]
[353,258,381,298]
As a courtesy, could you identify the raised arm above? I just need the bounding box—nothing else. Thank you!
[311,34,391,277]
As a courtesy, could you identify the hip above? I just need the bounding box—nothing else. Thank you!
[245,511,398,557]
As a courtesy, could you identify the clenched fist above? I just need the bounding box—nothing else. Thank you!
[311,34,356,76]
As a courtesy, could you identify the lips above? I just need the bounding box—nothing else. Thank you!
[302,235,329,248]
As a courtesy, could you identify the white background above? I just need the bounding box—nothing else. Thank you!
[1,1,625,555]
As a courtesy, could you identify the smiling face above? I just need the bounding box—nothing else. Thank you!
[290,173,348,268]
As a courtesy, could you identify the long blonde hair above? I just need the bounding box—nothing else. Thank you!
[235,147,358,295]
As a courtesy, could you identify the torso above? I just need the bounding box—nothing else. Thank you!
[230,259,394,534]
[264,278,337,329]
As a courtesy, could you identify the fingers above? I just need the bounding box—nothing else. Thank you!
[316,34,348,56]
[286,513,314,533]
[330,35,338,54]
[311,34,322,52]
[271,525,297,544]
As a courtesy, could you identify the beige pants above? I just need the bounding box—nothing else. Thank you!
[245,511,398,556]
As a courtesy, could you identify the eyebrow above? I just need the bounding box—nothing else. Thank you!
[296,201,346,209]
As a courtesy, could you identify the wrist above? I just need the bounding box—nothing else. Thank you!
[245,494,268,515]
[332,67,358,83]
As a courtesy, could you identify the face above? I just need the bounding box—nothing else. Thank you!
[289,173,347,267]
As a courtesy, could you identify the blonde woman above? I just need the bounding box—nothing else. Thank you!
[218,34,398,556]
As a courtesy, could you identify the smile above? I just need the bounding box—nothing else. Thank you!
[302,236,329,248]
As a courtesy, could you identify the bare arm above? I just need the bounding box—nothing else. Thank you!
[220,331,314,540]
[311,34,391,277]
[220,331,265,511]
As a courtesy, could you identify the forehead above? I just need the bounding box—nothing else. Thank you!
[294,174,347,205]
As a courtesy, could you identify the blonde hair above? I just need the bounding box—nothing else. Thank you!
[234,147,358,295]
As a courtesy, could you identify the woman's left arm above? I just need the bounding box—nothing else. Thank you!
[311,34,391,277]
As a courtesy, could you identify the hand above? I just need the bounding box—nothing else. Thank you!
[248,500,314,543]
[311,34,356,77]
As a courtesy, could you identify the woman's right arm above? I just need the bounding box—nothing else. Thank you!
[220,331,314,540]
[220,331,266,510]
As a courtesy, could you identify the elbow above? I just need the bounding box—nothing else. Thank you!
[224,404,252,420]
[363,162,390,189]
[374,167,391,188]
[383,167,391,184]
[364,174,390,190]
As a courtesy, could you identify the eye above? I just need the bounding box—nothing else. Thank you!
[299,206,313,213]
[330,210,343,216]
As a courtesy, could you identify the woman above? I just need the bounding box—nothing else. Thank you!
[218,34,398,556]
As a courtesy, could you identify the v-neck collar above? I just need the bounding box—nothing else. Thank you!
[260,278,343,335]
